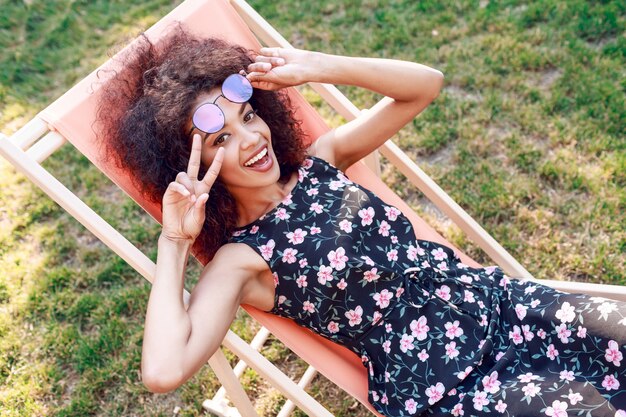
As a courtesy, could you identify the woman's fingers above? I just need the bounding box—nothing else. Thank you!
[169,182,191,197]
[175,171,194,191]
[201,147,224,190]
[254,55,285,66]
[247,62,273,73]
[187,134,202,180]
[259,47,282,57]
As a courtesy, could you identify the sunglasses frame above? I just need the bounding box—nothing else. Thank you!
[189,73,253,136]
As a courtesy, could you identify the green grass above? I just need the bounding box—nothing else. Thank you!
[1,0,625,416]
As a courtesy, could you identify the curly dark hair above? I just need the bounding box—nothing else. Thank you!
[97,26,307,262]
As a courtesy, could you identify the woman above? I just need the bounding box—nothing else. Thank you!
[99,28,626,416]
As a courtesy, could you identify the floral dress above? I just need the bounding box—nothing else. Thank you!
[230,156,626,416]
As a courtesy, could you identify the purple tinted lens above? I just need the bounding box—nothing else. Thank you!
[192,103,225,134]
[222,74,253,103]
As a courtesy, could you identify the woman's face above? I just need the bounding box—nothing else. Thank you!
[187,87,280,193]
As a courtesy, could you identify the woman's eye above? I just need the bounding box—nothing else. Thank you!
[214,133,230,146]
[244,110,257,123]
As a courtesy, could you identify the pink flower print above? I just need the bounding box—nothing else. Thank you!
[275,207,290,220]
[567,390,582,405]
[306,187,318,196]
[384,206,401,221]
[371,391,379,402]
[302,300,315,313]
[410,316,430,341]
[521,324,534,342]
[480,314,488,326]
[478,340,486,349]
[547,344,559,360]
[345,306,363,327]
[421,260,430,269]
[531,299,541,308]
[509,325,524,345]
[328,247,348,270]
[358,207,375,226]
[361,255,375,266]
[391,235,398,243]
[259,239,275,261]
[446,341,460,359]
[317,265,334,284]
[385,371,390,382]
[282,248,298,264]
[484,266,497,275]
[327,321,339,334]
[286,228,307,245]
[560,370,575,382]
[418,349,429,362]
[372,311,383,324]
[281,193,293,205]
[373,289,393,308]
[605,340,623,366]
[445,320,464,339]
[363,268,380,282]
[537,328,547,339]
[459,275,473,284]
[556,323,571,344]
[464,290,476,303]
[522,382,541,397]
[299,258,308,268]
[278,295,286,305]
[555,302,576,323]
[603,374,620,391]
[232,230,244,237]
[435,285,451,301]
[524,285,537,294]
[407,245,419,261]
[328,180,344,190]
[381,393,388,404]
[339,219,353,233]
[378,220,391,237]
[310,226,321,234]
[302,159,313,169]
[495,400,507,413]
[457,366,474,380]
[452,403,464,416]
[577,326,587,338]
[472,390,489,411]
[616,411,626,417]
[425,382,445,405]
[431,247,448,261]
[495,352,505,361]
[272,272,279,288]
[404,398,418,415]
[399,333,415,353]
[310,202,323,214]
[545,400,568,417]
[515,303,528,320]
[298,170,305,182]
[296,275,308,288]
[387,249,398,262]
[518,373,539,383]
[250,225,259,234]
[310,177,319,184]
[337,279,347,290]
[396,287,405,298]
[482,371,501,394]
[385,323,392,333]
[437,261,449,271]
[382,340,391,354]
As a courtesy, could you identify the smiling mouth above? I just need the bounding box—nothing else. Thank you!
[244,147,268,167]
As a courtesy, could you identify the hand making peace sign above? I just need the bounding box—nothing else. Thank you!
[161,134,224,242]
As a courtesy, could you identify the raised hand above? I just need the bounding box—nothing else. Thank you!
[246,47,314,91]
[161,135,224,242]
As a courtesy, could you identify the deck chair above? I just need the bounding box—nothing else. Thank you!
[2,0,625,416]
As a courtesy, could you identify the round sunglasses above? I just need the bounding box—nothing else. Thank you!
[190,73,253,135]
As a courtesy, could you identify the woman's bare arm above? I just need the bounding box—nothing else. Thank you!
[247,48,444,171]
[141,241,253,393]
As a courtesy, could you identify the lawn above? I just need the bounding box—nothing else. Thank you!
[0,0,624,416]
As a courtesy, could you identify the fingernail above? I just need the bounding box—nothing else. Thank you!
[277,58,285,65]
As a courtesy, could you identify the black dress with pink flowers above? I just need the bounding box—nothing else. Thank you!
[229,156,626,416]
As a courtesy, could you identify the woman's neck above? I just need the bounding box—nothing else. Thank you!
[232,172,299,227]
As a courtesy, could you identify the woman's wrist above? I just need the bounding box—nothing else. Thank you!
[158,233,194,250]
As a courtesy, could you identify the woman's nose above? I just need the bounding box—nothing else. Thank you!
[239,128,260,149]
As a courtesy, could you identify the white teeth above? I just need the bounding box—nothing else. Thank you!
[244,147,268,167]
